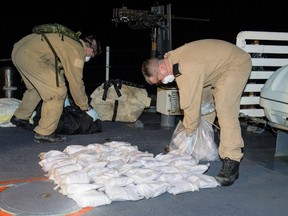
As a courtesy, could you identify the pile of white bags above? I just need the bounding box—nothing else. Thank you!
[39,141,219,207]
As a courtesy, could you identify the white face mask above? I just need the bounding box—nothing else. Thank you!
[85,56,91,62]
[162,74,175,84]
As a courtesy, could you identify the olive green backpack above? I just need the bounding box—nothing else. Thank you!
[32,23,82,44]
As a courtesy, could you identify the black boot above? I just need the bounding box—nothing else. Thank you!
[10,115,34,130]
[215,157,240,186]
[34,132,67,143]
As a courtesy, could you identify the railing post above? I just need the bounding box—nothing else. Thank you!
[105,46,110,81]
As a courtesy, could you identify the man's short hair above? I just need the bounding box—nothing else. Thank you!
[84,35,102,56]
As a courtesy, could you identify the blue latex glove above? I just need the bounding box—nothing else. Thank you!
[64,97,71,107]
[86,108,99,122]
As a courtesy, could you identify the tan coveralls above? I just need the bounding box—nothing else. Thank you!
[164,39,252,161]
[11,33,90,136]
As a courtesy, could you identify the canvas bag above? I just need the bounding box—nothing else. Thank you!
[90,79,151,122]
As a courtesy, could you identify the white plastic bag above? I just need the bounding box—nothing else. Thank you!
[169,118,219,162]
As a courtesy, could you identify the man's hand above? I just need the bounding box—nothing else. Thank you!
[186,128,195,137]
[86,107,99,122]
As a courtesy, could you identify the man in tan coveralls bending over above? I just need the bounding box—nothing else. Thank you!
[141,39,252,186]
[10,25,101,143]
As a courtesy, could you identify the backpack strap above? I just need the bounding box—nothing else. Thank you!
[41,33,60,87]
[101,79,123,122]
[102,80,122,101]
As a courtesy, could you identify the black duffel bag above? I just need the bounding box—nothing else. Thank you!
[33,103,102,135]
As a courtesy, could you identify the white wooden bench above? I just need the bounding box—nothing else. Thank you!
[236,31,288,117]
[236,31,288,156]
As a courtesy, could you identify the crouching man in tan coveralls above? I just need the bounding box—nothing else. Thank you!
[10,27,101,143]
[141,39,252,186]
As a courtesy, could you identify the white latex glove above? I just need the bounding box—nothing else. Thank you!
[86,107,99,122]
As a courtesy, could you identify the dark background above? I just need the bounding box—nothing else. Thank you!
[1,1,287,97]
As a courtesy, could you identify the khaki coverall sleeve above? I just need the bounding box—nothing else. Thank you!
[177,71,205,135]
[63,58,89,111]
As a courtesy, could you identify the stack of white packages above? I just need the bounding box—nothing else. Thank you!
[38,141,219,207]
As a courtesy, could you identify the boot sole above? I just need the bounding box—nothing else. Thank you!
[215,172,239,186]
[34,139,60,144]
[34,137,67,144]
